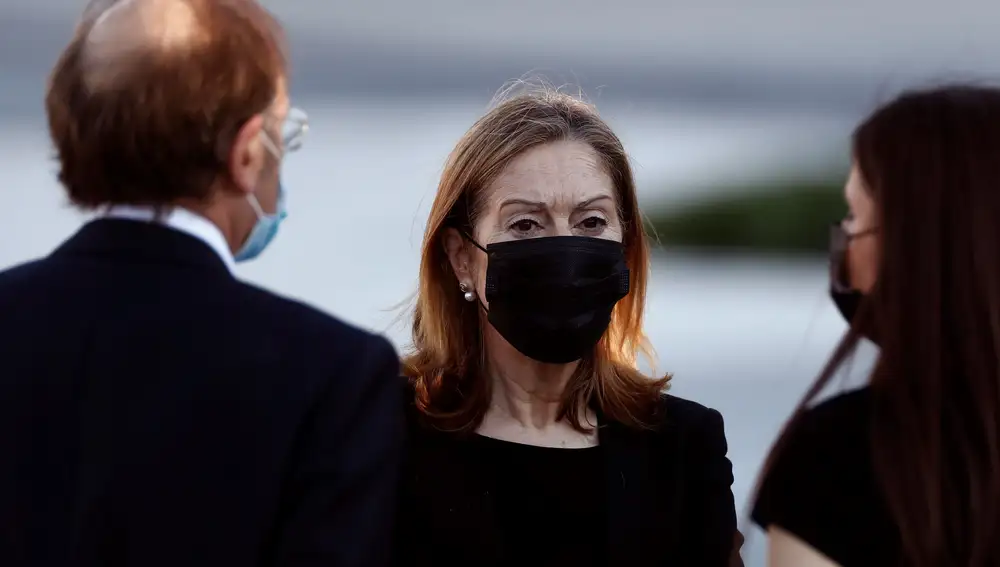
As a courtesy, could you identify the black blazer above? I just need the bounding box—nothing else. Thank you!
[397,387,744,566]
[0,219,404,567]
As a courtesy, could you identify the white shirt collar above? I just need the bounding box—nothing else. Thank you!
[103,205,236,273]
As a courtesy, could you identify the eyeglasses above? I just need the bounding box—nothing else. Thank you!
[829,222,878,290]
[280,107,309,152]
[831,220,878,249]
[255,106,310,160]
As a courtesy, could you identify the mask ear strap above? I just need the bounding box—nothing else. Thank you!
[460,230,488,253]
[458,230,489,312]
[476,296,489,314]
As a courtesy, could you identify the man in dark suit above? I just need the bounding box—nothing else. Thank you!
[0,1,403,566]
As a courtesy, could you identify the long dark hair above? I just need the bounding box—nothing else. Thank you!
[761,85,1000,566]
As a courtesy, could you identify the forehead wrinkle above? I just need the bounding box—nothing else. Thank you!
[493,151,603,190]
[489,173,613,210]
[480,140,615,219]
[489,187,614,216]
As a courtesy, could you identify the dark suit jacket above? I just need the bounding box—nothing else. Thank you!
[397,387,744,566]
[0,219,404,567]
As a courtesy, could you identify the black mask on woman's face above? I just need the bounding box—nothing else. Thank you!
[829,222,877,343]
[464,234,630,364]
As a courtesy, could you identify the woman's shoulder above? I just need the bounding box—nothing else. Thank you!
[656,386,872,439]
[752,387,878,565]
[778,387,874,456]
[657,392,723,423]
[759,386,874,483]
[799,386,873,429]
[618,393,732,473]
[599,392,728,450]
[645,392,726,441]
[769,386,874,474]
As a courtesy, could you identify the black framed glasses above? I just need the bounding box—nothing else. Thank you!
[829,222,878,291]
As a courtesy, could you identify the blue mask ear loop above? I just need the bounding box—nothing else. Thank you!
[459,230,490,314]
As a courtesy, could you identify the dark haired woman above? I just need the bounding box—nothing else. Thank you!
[753,84,1000,566]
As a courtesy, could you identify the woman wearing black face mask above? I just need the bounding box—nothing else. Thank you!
[394,86,744,567]
[752,85,1000,567]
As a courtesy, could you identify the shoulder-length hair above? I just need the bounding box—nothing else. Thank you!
[403,85,671,433]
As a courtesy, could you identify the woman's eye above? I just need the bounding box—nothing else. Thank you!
[579,216,608,230]
[510,219,540,232]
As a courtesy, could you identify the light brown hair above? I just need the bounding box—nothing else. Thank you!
[404,86,671,433]
[46,0,287,209]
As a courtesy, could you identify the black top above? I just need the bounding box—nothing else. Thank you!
[0,219,405,567]
[397,385,744,567]
[465,436,604,566]
[752,387,901,566]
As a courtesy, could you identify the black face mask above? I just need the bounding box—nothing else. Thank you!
[829,222,877,343]
[466,235,630,364]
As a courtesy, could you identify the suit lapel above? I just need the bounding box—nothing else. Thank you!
[599,410,683,565]
[599,416,651,565]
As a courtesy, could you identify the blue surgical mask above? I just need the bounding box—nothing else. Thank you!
[234,132,289,263]
[234,184,287,262]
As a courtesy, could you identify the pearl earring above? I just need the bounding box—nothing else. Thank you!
[459,282,476,302]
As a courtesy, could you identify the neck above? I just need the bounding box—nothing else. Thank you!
[177,193,247,253]
[485,333,580,429]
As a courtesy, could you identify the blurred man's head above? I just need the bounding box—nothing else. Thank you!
[46,0,300,256]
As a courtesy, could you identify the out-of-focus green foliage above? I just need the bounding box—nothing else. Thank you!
[643,180,845,254]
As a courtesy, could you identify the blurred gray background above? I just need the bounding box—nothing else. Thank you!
[2,1,996,564]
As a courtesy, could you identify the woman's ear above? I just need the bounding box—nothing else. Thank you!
[443,228,472,284]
